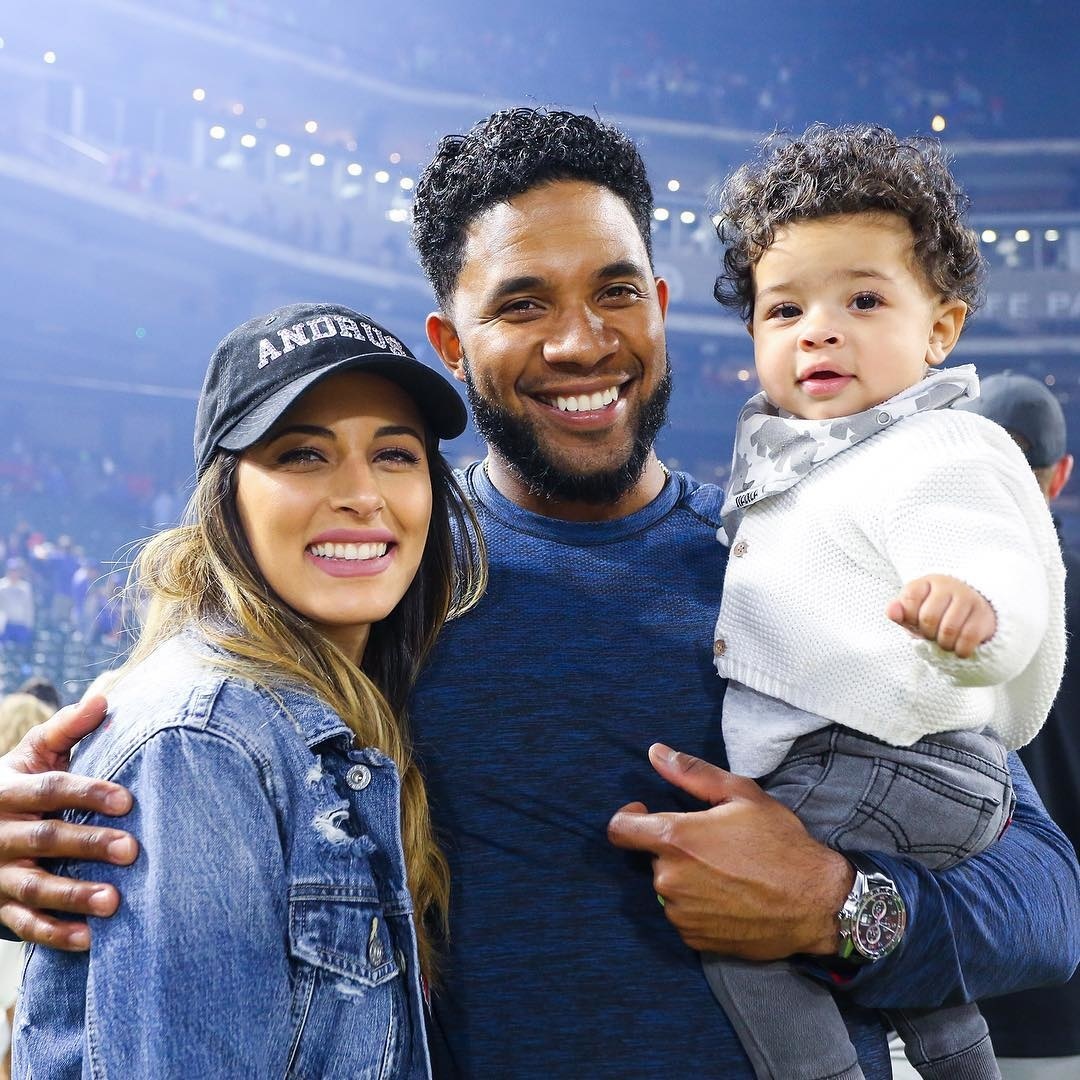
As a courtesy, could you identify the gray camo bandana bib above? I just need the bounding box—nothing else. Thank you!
[720,364,980,543]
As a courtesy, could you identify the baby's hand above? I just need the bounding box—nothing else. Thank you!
[886,575,997,658]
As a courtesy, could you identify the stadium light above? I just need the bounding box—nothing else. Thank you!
[389,152,402,164]
[981,229,997,243]
[399,177,414,191]
[1045,229,1060,242]
[653,208,670,222]
[667,179,680,192]
[275,143,291,158]
[309,153,326,167]
[209,125,226,140]
[931,114,946,132]
[231,103,244,116]
[192,88,206,102]
[304,120,318,134]
[240,134,257,149]
[387,208,409,223]
[347,163,363,177]
[43,51,57,64]
[374,170,390,184]
[680,211,696,225]
[1015,229,1031,242]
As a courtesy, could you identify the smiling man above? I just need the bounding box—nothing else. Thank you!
[0,109,1077,1080]
[426,178,671,519]
[404,109,1080,1077]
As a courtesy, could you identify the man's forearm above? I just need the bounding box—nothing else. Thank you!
[842,754,1080,1008]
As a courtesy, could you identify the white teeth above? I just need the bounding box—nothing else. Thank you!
[309,542,388,561]
[550,386,619,412]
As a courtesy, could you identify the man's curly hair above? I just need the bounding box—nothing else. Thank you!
[713,123,985,322]
[412,108,654,309]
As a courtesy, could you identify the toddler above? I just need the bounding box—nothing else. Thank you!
[708,124,1066,1080]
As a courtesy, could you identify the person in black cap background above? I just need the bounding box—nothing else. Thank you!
[12,302,486,1079]
[13,676,60,715]
[963,373,1080,1080]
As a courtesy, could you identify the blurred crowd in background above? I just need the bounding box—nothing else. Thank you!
[0,436,179,703]
[2,0,1079,705]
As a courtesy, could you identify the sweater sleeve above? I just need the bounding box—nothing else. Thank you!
[874,445,1050,688]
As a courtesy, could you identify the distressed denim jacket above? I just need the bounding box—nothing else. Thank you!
[13,632,432,1079]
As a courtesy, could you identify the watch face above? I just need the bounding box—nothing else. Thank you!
[853,885,907,960]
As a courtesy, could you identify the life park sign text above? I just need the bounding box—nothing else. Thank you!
[983,273,1080,324]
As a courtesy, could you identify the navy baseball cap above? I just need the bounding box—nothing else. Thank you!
[194,302,467,477]
[960,372,1067,468]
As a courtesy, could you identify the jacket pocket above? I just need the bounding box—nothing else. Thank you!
[285,890,413,1079]
[288,888,402,987]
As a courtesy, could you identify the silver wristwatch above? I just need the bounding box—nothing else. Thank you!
[837,866,907,963]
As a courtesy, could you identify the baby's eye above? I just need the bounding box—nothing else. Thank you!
[769,302,801,319]
[853,293,881,311]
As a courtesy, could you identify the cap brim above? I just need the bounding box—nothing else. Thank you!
[217,352,468,452]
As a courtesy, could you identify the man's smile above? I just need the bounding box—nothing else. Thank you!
[535,384,622,413]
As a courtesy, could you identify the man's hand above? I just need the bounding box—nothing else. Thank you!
[886,574,996,659]
[607,743,853,960]
[0,695,137,951]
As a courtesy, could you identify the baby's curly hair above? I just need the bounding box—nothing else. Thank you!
[713,123,985,321]
[412,108,654,309]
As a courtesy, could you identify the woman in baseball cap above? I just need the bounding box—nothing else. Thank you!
[15,304,485,1079]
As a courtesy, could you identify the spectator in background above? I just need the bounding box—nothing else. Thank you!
[70,558,101,629]
[0,561,33,646]
[38,536,78,624]
[2,527,29,566]
[15,677,61,714]
[25,540,54,624]
[0,695,51,758]
[85,574,125,646]
[962,373,1080,1080]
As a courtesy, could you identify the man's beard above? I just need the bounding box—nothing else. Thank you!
[462,357,672,505]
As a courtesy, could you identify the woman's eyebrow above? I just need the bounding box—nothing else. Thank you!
[375,424,425,440]
[264,423,426,443]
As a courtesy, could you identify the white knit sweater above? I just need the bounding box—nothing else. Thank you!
[715,409,1066,773]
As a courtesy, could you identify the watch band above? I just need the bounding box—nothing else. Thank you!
[837,866,907,963]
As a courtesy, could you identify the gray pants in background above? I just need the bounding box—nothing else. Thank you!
[703,724,1015,1080]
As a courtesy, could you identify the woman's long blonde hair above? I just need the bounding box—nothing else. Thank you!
[124,446,485,981]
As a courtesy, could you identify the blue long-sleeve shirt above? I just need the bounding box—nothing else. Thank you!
[412,464,1080,1079]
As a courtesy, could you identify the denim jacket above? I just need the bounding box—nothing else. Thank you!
[13,631,432,1079]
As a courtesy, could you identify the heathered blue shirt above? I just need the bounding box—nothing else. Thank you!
[411,463,1080,1079]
